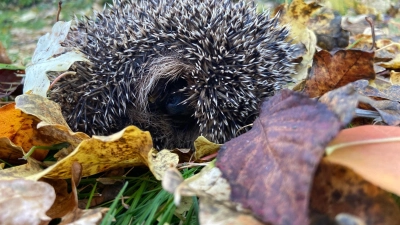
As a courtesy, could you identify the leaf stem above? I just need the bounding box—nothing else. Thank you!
[326,137,400,155]
[21,142,70,160]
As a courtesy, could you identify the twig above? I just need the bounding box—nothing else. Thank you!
[199,152,218,161]
[236,123,253,136]
[365,17,376,51]
[56,1,62,22]
[49,71,76,90]
[0,101,14,105]
[375,43,397,52]
[177,162,209,169]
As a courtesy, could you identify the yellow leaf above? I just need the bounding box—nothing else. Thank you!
[27,125,152,180]
[0,158,43,179]
[389,70,400,85]
[379,53,400,69]
[194,136,221,160]
[148,149,179,180]
[279,0,320,85]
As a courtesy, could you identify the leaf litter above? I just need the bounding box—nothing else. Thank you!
[1,0,400,224]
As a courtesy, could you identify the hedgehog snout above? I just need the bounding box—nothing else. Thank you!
[148,77,195,126]
[165,92,190,116]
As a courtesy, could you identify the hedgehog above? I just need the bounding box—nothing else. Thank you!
[50,0,296,149]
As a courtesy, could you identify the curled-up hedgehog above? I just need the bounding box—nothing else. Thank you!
[50,0,296,149]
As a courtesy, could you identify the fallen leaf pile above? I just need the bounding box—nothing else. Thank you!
[1,0,400,224]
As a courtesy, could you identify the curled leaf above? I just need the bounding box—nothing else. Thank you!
[216,89,341,225]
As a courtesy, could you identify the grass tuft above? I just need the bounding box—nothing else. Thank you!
[84,167,201,224]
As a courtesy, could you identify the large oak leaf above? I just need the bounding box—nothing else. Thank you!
[216,89,341,225]
[304,49,375,98]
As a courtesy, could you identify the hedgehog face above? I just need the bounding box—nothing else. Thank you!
[50,0,296,149]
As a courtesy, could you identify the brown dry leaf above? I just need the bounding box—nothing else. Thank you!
[279,0,320,84]
[170,148,193,164]
[194,136,222,160]
[26,125,152,180]
[375,49,396,62]
[59,161,109,224]
[0,137,25,165]
[354,81,400,102]
[43,178,75,219]
[0,179,55,225]
[319,81,363,125]
[352,81,400,125]
[0,103,50,161]
[326,125,400,196]
[304,49,375,98]
[216,90,341,225]
[148,149,179,180]
[310,159,400,225]
[59,161,79,221]
[370,100,400,125]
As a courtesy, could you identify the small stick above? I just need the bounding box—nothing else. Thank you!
[56,1,62,22]
[365,17,376,51]
[49,71,76,90]
[177,162,209,169]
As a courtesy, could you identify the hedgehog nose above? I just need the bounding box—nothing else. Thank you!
[165,93,190,116]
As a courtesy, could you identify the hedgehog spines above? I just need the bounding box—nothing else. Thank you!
[50,0,296,149]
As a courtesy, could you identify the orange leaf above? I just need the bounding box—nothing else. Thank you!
[0,103,48,161]
[326,125,400,196]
